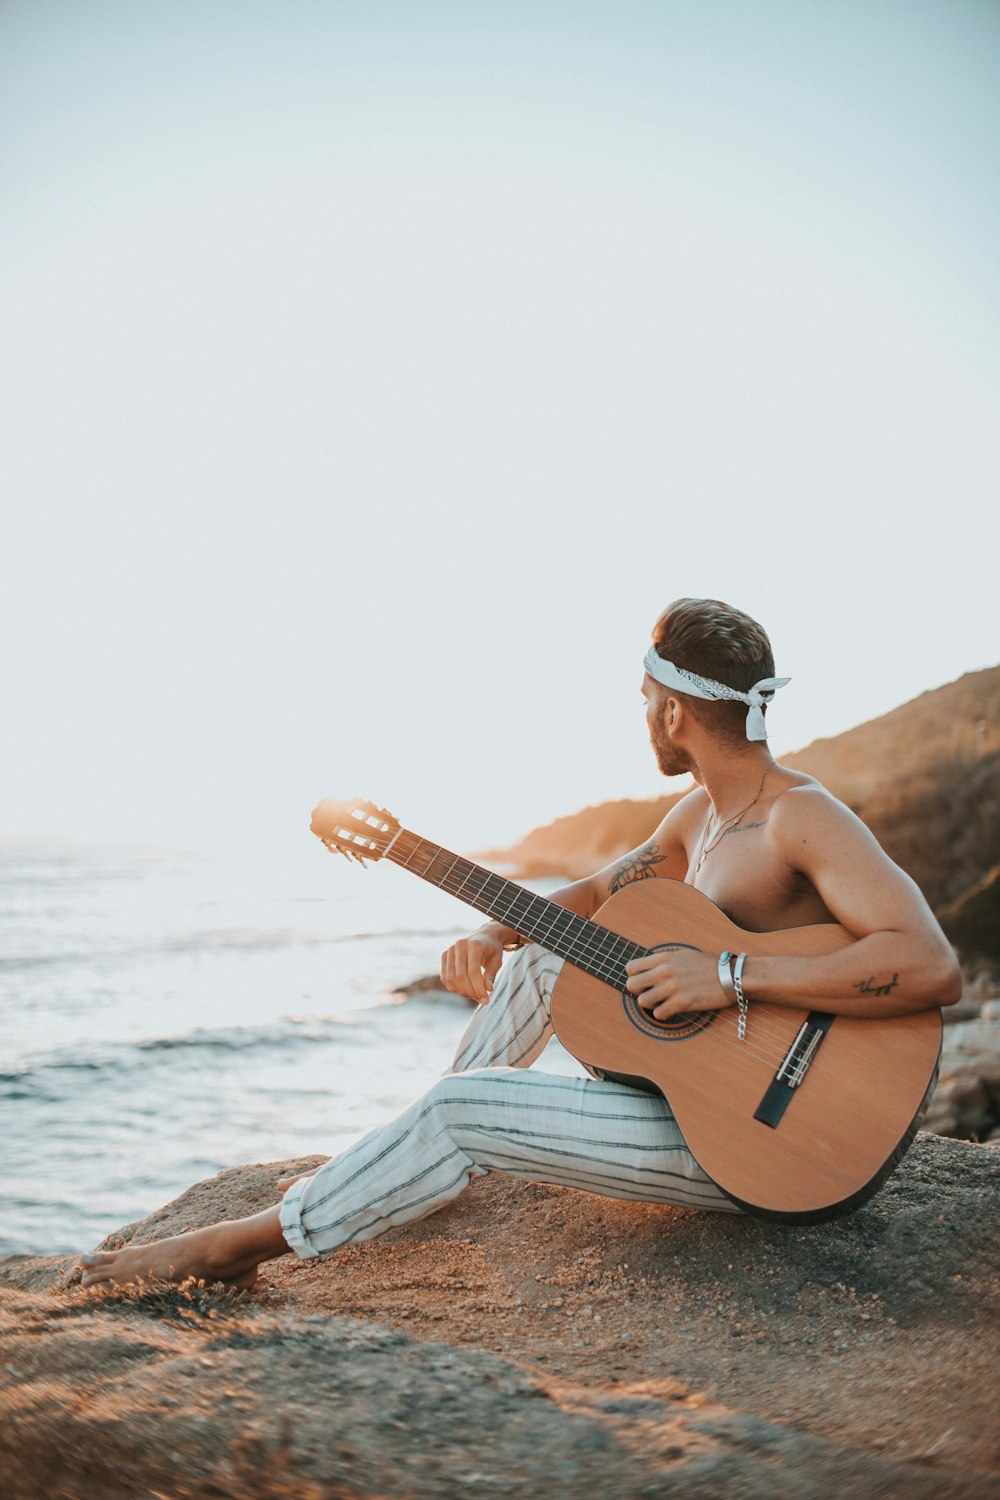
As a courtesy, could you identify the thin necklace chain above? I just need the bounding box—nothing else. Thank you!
[695,762,773,873]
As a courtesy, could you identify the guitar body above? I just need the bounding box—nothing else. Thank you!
[549,880,942,1223]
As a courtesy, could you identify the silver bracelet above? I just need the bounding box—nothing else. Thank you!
[732,951,748,1041]
[717,950,737,1001]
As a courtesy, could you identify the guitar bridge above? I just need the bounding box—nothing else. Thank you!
[753,1012,835,1129]
[776,1020,826,1088]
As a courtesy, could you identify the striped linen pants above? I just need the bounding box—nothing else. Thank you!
[279,944,738,1259]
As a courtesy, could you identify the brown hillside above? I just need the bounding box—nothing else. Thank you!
[483,794,685,881]
[937,866,1000,967]
[783,668,1000,913]
[483,667,1000,962]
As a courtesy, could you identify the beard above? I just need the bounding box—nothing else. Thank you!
[649,719,694,779]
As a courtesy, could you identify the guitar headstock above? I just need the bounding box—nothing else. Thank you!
[310,799,401,863]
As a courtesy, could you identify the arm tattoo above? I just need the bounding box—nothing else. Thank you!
[854,973,900,998]
[609,841,668,893]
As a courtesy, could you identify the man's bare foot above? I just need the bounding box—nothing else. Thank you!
[78,1207,291,1291]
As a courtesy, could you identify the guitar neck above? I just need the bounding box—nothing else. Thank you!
[384,828,644,988]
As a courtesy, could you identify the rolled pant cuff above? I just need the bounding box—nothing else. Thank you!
[278,1176,321,1260]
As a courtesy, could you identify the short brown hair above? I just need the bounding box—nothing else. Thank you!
[651,598,776,746]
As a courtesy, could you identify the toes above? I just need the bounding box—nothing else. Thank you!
[80,1267,112,1287]
[79,1252,117,1284]
[79,1250,146,1289]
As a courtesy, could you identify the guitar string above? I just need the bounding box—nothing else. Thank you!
[407,843,803,1055]
[421,855,801,1069]
[415,847,638,975]
[347,830,804,1060]
[385,833,813,1067]
[389,840,815,1074]
[421,850,773,1005]
[464,876,814,1053]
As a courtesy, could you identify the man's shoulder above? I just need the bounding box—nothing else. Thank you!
[772,768,831,804]
[773,770,844,811]
[769,771,873,846]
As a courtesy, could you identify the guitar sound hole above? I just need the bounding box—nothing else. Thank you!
[618,942,716,1042]
[643,1010,698,1033]
[620,991,715,1042]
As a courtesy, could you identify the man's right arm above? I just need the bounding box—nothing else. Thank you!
[440,799,696,1002]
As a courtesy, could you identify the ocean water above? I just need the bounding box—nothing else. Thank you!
[0,841,577,1257]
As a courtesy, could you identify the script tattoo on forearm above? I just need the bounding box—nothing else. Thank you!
[854,973,900,998]
[609,841,667,893]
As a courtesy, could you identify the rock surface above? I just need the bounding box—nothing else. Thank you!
[1,1134,998,1498]
[926,1002,1000,1141]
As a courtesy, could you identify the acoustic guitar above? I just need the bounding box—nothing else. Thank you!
[310,798,942,1224]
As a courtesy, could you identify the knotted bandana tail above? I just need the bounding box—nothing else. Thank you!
[642,647,791,742]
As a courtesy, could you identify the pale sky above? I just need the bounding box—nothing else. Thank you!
[2,0,998,859]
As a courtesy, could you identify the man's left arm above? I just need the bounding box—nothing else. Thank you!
[628,787,962,1021]
[738,788,962,1017]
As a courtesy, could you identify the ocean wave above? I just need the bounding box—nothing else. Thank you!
[0,860,162,892]
[133,1016,369,1053]
[159,926,448,955]
[0,925,454,972]
[0,1015,370,1096]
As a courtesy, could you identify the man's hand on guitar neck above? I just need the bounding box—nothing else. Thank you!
[440,923,511,1004]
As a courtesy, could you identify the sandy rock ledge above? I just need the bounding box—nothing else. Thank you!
[1,1134,997,1499]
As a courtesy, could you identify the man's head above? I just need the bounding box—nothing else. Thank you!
[644,598,777,771]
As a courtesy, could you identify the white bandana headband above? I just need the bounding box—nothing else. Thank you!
[643,647,791,742]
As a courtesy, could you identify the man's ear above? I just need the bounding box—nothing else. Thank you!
[664,695,682,735]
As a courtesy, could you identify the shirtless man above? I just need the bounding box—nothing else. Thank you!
[79,598,961,1290]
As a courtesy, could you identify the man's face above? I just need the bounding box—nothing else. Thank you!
[643,673,692,777]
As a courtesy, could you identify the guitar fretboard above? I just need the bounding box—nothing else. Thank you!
[386,828,646,989]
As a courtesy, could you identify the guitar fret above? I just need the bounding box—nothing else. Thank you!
[506,901,630,988]
[398,834,429,872]
[427,848,454,882]
[453,861,486,904]
[385,829,643,987]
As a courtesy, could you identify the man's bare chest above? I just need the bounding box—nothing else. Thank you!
[683,821,832,933]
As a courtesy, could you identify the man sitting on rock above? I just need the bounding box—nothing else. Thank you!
[79,597,961,1290]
